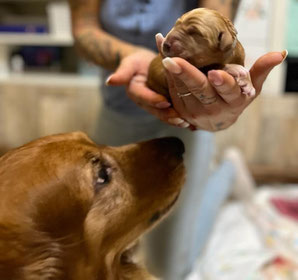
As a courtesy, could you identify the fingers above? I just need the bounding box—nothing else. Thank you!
[139,104,190,128]
[155,33,165,55]
[162,57,225,122]
[161,56,249,131]
[127,75,190,128]
[162,57,219,105]
[208,70,248,107]
[127,75,170,107]
[105,58,136,86]
[165,69,188,114]
[250,51,287,94]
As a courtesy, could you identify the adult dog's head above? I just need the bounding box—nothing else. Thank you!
[0,132,185,280]
[162,8,240,68]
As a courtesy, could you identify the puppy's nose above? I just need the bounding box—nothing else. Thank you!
[157,137,185,158]
[163,42,171,54]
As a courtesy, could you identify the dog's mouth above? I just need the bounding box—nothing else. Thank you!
[149,192,180,225]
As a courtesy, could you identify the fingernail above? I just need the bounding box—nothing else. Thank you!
[168,117,184,125]
[105,75,113,86]
[180,122,190,128]
[208,70,223,86]
[156,101,171,109]
[155,33,165,41]
[162,57,182,74]
[281,50,288,62]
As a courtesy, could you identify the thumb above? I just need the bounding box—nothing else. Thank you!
[250,51,287,94]
[155,33,165,54]
[105,59,136,86]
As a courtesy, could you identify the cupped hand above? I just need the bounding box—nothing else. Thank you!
[106,48,190,128]
[162,51,287,131]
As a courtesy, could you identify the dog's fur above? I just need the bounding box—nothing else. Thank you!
[0,131,185,280]
[0,146,10,157]
[147,8,255,99]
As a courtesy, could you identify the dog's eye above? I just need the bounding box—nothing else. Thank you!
[97,166,112,185]
[91,157,100,165]
[91,156,112,190]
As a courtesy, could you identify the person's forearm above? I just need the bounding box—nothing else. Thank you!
[200,0,241,21]
[73,27,139,71]
[68,0,138,70]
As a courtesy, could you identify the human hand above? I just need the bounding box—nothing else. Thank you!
[106,48,190,128]
[162,51,287,131]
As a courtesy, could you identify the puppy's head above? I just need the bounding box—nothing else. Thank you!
[162,8,238,67]
[0,132,185,279]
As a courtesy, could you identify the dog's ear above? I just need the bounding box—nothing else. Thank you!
[218,18,238,51]
[0,146,9,157]
[218,30,235,51]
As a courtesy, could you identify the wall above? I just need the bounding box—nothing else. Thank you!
[286,0,298,56]
[215,95,298,171]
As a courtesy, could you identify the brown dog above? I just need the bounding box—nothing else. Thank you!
[147,8,255,99]
[0,131,185,280]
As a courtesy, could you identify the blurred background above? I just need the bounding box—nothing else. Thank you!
[0,0,298,279]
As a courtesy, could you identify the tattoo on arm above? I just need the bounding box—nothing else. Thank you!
[69,0,137,70]
[76,31,121,70]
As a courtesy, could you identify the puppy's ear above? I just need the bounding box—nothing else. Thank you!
[218,18,238,51]
[218,30,235,51]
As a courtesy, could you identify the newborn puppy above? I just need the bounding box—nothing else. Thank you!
[0,132,185,280]
[147,8,255,99]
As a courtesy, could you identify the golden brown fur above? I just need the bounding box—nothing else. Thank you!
[0,131,185,280]
[0,146,10,157]
[147,8,245,99]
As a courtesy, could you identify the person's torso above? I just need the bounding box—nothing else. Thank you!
[99,0,198,117]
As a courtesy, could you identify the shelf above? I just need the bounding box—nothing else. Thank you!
[0,33,73,46]
[0,1,72,46]
[0,1,89,87]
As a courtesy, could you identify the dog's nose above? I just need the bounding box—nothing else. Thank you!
[163,41,171,54]
[157,137,185,158]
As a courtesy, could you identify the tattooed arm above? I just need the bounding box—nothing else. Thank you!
[68,0,143,70]
[68,0,173,124]
[200,0,241,21]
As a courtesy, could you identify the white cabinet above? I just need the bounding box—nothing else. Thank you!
[0,1,92,84]
[235,0,288,95]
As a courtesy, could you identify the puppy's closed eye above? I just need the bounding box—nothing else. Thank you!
[185,25,201,36]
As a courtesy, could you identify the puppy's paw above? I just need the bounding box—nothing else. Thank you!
[224,64,256,97]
